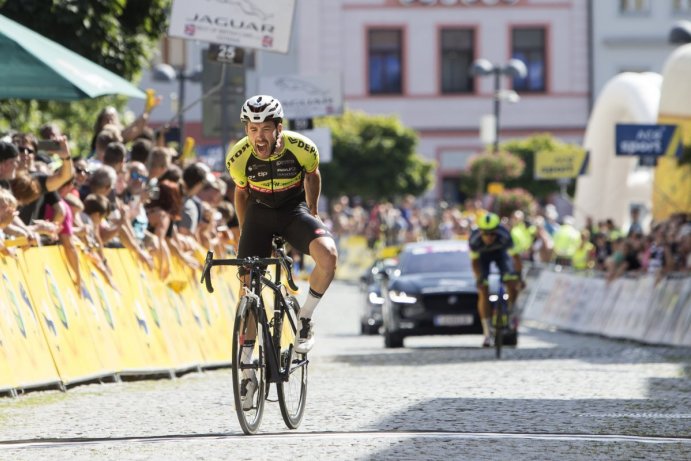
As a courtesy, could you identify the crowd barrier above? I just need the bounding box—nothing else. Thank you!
[0,244,244,396]
[0,233,374,397]
[520,266,691,347]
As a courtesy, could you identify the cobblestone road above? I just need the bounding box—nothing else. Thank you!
[0,281,689,460]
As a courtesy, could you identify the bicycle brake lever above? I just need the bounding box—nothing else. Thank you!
[201,251,214,293]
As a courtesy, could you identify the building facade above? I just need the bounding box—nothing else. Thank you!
[133,0,691,205]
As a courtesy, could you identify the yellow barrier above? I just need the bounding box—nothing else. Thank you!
[17,247,107,385]
[0,241,292,396]
[335,235,375,282]
[0,254,60,391]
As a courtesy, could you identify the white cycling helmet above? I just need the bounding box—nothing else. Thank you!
[240,95,284,123]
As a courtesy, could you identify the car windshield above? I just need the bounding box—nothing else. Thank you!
[398,245,472,275]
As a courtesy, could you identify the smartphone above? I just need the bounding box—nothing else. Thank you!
[37,139,61,151]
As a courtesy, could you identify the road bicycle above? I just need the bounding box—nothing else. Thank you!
[489,280,518,359]
[201,235,308,435]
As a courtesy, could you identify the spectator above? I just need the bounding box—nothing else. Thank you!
[571,229,596,271]
[179,162,214,238]
[552,216,581,266]
[103,142,127,174]
[147,146,174,180]
[119,161,151,247]
[87,128,122,171]
[626,206,644,237]
[82,193,116,286]
[0,187,19,254]
[0,140,19,189]
[90,101,160,153]
[10,170,59,241]
[145,179,183,279]
[129,138,153,164]
[44,177,82,288]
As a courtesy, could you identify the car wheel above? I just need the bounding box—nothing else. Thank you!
[384,331,404,348]
[362,322,381,335]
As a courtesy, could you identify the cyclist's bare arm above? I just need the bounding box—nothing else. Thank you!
[235,186,250,230]
[304,168,321,217]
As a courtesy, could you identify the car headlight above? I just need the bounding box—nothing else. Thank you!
[368,292,385,305]
[388,290,418,304]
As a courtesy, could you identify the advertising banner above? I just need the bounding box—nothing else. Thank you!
[534,149,589,179]
[615,123,683,158]
[168,0,296,53]
[0,254,60,390]
[260,72,343,118]
[18,247,106,385]
[111,249,174,373]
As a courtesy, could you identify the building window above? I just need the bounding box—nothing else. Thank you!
[619,0,650,15]
[368,29,403,94]
[673,0,691,13]
[512,28,546,93]
[440,28,475,94]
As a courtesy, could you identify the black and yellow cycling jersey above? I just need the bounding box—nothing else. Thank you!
[226,129,319,208]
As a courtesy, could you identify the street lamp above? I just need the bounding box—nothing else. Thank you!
[470,58,527,153]
[153,63,203,146]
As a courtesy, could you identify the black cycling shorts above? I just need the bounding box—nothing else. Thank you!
[237,198,333,259]
[478,249,517,283]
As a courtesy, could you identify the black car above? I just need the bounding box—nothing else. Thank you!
[359,257,399,335]
[380,240,483,348]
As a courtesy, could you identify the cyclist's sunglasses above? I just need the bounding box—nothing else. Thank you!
[481,230,497,236]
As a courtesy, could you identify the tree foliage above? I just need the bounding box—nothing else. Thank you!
[0,0,169,80]
[494,188,535,218]
[0,0,170,154]
[317,111,434,203]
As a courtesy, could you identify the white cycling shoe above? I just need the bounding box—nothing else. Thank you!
[240,371,258,411]
[294,318,315,354]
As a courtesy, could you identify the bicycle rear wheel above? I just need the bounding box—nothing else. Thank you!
[277,295,308,429]
[232,296,266,435]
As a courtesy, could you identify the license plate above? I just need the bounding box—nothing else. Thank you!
[433,314,474,326]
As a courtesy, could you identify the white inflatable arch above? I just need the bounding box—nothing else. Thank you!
[574,72,662,231]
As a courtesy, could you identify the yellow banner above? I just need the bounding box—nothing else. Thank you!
[18,247,106,385]
[0,254,60,390]
[535,149,589,179]
[654,116,691,220]
[109,249,174,374]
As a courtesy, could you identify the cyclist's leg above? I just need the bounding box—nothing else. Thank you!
[236,202,277,345]
[474,254,492,344]
[496,251,519,308]
[282,202,337,353]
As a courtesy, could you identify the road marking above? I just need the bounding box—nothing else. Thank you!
[1,430,689,450]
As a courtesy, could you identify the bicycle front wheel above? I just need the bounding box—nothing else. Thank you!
[277,295,308,429]
[493,306,505,360]
[232,296,266,435]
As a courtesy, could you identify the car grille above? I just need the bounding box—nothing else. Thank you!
[420,292,477,314]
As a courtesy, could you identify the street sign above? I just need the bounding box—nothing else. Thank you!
[202,52,246,141]
[208,44,246,66]
[259,72,343,118]
[288,118,313,131]
[615,124,683,158]
[168,0,296,53]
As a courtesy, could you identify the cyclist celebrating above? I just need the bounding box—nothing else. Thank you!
[469,212,522,347]
[226,94,338,359]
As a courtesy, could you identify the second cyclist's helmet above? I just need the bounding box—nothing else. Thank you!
[478,212,500,231]
[240,95,284,123]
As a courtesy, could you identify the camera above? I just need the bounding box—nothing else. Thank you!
[37,139,61,151]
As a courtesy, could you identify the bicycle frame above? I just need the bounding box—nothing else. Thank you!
[201,237,306,385]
